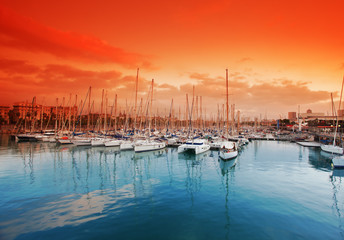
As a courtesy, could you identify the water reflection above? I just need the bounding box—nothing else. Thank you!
[2,137,344,240]
[330,169,344,238]
[218,158,236,240]
[219,158,237,176]
[307,148,332,171]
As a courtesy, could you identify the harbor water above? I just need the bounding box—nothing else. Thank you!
[0,135,343,239]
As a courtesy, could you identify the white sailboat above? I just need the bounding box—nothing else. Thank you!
[219,141,238,160]
[133,79,166,153]
[321,76,344,155]
[134,140,166,153]
[219,69,238,160]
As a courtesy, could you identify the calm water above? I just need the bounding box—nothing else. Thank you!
[0,135,343,240]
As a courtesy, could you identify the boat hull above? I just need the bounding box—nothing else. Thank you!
[332,156,344,168]
[72,139,91,146]
[105,139,121,147]
[219,149,238,160]
[16,134,38,142]
[321,145,343,155]
[91,138,105,146]
[120,141,134,150]
[296,141,321,147]
[177,144,210,154]
[134,142,166,153]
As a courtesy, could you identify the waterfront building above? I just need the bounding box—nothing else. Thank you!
[0,106,10,124]
[299,109,324,119]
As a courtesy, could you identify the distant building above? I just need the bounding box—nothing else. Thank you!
[12,102,78,123]
[288,112,297,121]
[0,106,10,124]
[300,109,324,119]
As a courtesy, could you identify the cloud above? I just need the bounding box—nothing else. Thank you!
[0,58,156,106]
[0,59,334,118]
[182,72,332,116]
[0,5,153,69]
[0,58,41,75]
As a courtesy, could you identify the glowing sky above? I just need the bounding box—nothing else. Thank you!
[0,0,343,119]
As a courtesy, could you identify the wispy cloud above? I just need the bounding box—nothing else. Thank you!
[0,5,153,69]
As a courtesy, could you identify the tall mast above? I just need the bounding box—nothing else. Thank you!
[114,94,117,133]
[68,94,71,132]
[79,100,83,132]
[200,96,202,129]
[149,79,154,136]
[55,98,58,134]
[185,94,188,129]
[40,99,44,131]
[104,91,108,133]
[226,69,229,138]
[134,68,139,132]
[196,96,198,130]
[100,89,104,132]
[87,86,91,131]
[193,85,195,127]
[333,76,344,146]
[151,79,154,130]
[73,95,77,131]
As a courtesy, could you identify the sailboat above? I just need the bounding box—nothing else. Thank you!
[321,76,344,155]
[219,69,238,160]
[134,79,166,153]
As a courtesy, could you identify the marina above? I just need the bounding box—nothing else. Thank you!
[1,1,344,239]
[0,134,343,240]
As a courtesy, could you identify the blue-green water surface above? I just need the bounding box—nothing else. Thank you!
[0,135,343,240]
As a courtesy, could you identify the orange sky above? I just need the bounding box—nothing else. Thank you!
[0,0,343,119]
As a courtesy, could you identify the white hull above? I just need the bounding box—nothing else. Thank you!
[72,138,91,146]
[296,141,321,147]
[177,140,210,155]
[219,149,238,160]
[332,156,344,168]
[58,139,72,144]
[91,138,105,146]
[321,144,343,155]
[219,141,238,160]
[134,142,166,152]
[120,141,134,150]
[105,139,121,147]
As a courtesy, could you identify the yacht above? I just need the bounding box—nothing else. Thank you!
[72,137,91,146]
[178,139,210,155]
[104,139,122,147]
[219,141,238,160]
[134,140,166,153]
[321,144,343,155]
